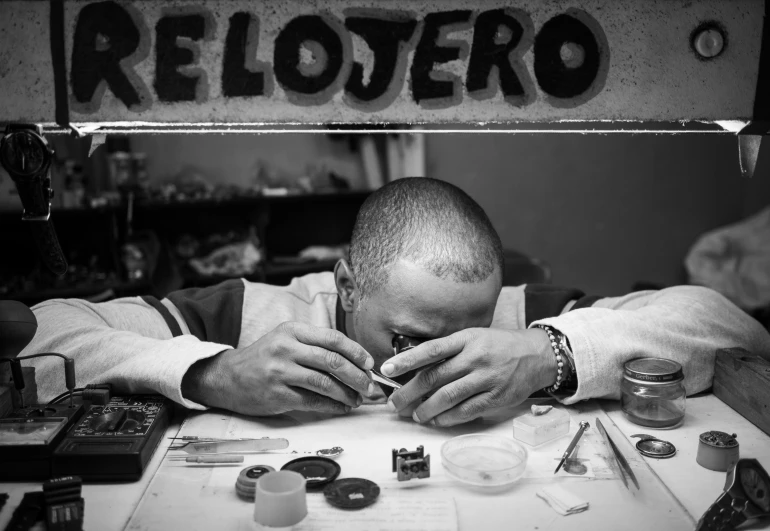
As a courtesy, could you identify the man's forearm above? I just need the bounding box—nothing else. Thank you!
[181,350,230,410]
[535,286,770,404]
[24,298,232,407]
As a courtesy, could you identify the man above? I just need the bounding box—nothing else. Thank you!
[22,178,770,427]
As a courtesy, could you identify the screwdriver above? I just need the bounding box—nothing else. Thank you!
[170,455,245,464]
[554,420,590,474]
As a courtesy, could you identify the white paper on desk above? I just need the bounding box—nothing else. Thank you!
[294,494,457,531]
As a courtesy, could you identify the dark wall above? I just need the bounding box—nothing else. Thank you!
[426,133,770,296]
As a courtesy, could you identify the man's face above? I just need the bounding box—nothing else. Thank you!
[351,258,501,373]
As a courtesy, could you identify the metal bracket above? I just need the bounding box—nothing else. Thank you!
[392,446,430,481]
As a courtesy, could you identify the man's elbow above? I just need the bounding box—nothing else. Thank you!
[678,285,770,361]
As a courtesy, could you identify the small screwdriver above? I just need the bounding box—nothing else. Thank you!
[170,455,245,464]
[554,421,590,474]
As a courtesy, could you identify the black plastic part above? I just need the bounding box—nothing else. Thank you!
[52,396,171,481]
[42,475,83,505]
[392,445,424,472]
[281,456,341,490]
[323,478,380,509]
[63,359,76,392]
[45,498,84,531]
[0,403,87,481]
[5,491,45,531]
[81,388,111,405]
[9,360,25,392]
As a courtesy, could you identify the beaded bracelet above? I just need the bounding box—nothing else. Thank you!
[533,324,570,392]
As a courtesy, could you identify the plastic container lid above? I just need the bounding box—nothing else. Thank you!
[441,434,527,487]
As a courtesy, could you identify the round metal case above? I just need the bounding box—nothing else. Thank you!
[323,478,380,509]
[281,456,341,490]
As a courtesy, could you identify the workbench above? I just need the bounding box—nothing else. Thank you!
[0,393,768,531]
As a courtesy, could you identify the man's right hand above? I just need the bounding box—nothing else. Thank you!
[181,321,376,416]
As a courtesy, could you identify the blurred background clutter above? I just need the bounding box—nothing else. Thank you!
[0,131,768,332]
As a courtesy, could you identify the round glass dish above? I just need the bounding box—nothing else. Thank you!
[441,434,527,487]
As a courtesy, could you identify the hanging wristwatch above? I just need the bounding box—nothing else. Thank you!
[0,124,68,276]
[696,458,770,531]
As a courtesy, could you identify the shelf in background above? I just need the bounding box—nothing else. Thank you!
[264,259,338,285]
[0,190,371,217]
[3,280,151,306]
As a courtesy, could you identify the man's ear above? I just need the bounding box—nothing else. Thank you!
[334,259,358,312]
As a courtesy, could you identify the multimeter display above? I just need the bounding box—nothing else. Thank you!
[0,418,66,445]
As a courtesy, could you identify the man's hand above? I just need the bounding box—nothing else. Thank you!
[182,321,376,416]
[382,328,557,427]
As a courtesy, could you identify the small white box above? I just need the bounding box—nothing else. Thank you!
[513,408,570,447]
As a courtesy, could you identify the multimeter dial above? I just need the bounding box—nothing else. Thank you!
[89,410,147,433]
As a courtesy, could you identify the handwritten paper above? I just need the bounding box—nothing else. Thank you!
[294,494,457,531]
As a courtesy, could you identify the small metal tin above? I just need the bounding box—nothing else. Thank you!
[630,434,677,459]
[281,456,341,490]
[323,478,380,509]
[316,446,344,458]
[235,465,275,500]
[696,431,740,472]
[636,439,677,459]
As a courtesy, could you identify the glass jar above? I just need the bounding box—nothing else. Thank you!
[620,358,686,428]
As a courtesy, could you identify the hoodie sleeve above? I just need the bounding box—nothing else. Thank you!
[21,280,247,409]
[528,286,770,405]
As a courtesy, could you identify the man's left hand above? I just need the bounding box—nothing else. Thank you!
[382,328,558,427]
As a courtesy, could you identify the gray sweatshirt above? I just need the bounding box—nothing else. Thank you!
[20,273,770,409]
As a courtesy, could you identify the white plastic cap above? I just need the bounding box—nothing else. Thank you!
[253,470,307,529]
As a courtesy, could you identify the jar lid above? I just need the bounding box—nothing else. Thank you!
[624,358,683,383]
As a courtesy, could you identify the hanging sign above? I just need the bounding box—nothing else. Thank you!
[0,0,763,128]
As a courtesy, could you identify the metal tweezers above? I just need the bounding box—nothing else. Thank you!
[371,369,401,389]
[595,417,640,490]
[170,437,289,454]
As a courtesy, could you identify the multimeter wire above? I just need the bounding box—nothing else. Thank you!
[1,354,73,409]
[14,352,70,362]
[48,389,84,405]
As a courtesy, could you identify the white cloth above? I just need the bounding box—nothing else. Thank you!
[536,485,589,515]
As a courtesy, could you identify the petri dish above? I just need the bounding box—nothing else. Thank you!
[441,434,527,487]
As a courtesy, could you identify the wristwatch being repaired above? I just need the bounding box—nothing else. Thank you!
[696,458,770,531]
[0,123,68,276]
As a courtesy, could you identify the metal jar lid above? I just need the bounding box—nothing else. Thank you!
[623,358,684,384]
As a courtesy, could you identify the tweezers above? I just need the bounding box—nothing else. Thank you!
[371,369,401,389]
[595,417,640,490]
[171,438,290,454]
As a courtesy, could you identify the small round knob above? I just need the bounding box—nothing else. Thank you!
[693,27,725,59]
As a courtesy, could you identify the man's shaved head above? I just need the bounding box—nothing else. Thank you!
[349,177,504,299]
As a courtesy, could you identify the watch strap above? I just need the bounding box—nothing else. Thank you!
[11,168,68,277]
[28,219,68,277]
[13,174,52,220]
[696,491,749,531]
